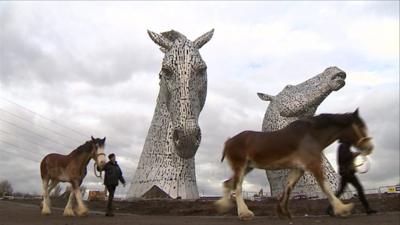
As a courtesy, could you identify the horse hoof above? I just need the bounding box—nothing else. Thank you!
[276,205,291,219]
[214,198,233,213]
[239,210,254,220]
[63,209,75,217]
[76,207,89,217]
[77,212,88,217]
[335,203,354,217]
[41,210,51,216]
[77,210,89,217]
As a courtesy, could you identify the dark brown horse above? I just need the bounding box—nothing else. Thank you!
[215,109,373,220]
[40,136,107,216]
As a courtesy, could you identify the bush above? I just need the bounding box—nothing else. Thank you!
[0,180,13,196]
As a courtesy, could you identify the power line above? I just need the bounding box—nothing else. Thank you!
[0,97,121,150]
[0,149,40,163]
[0,130,63,155]
[0,138,44,160]
[0,97,88,138]
[0,117,75,150]
[0,148,40,163]
[0,108,83,144]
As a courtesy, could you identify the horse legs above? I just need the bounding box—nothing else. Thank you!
[215,167,253,214]
[63,185,75,217]
[234,166,254,220]
[214,177,235,213]
[308,162,353,217]
[72,181,88,217]
[41,178,51,215]
[277,168,304,220]
[48,179,59,195]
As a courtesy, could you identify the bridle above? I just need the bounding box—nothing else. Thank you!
[352,124,372,148]
[93,149,106,179]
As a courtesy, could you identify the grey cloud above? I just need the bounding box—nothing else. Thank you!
[0,3,160,87]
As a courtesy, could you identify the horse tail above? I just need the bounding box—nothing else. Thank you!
[40,154,51,179]
[40,156,47,179]
[220,151,226,162]
[221,138,231,162]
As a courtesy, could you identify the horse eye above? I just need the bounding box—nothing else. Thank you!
[162,68,173,80]
[197,67,207,76]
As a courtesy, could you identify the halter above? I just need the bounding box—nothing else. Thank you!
[93,152,106,178]
[351,124,372,147]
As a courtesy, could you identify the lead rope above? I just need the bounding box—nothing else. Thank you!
[94,162,103,179]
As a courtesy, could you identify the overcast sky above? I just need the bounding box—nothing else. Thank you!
[0,1,398,197]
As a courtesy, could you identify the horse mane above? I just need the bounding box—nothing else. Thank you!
[161,30,186,42]
[304,113,356,129]
[70,141,93,155]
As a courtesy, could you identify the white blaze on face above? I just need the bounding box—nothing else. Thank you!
[96,146,106,168]
[355,127,374,154]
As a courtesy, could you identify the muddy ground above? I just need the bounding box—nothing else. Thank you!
[0,194,399,225]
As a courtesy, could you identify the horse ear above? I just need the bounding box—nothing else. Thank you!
[91,136,95,141]
[353,108,359,117]
[148,30,173,50]
[103,137,106,143]
[257,92,275,102]
[193,29,214,49]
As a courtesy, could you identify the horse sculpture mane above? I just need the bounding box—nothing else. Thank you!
[161,30,184,41]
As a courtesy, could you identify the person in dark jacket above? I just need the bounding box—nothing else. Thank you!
[103,153,126,216]
[326,140,377,216]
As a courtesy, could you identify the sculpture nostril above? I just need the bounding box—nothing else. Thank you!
[173,129,184,144]
[195,128,201,140]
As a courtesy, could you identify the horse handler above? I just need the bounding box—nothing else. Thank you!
[327,140,377,216]
[103,153,126,217]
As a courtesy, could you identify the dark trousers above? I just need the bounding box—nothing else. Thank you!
[106,185,116,212]
[336,173,371,210]
[327,173,372,213]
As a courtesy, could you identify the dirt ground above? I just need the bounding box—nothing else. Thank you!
[0,200,399,225]
[1,196,400,225]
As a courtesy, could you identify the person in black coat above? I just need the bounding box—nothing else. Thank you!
[326,140,377,216]
[103,153,126,216]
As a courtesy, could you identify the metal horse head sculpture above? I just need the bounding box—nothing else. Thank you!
[128,29,213,199]
[257,66,348,199]
[258,66,346,125]
[148,29,213,158]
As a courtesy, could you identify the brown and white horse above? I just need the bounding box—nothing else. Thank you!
[40,136,107,216]
[215,109,373,220]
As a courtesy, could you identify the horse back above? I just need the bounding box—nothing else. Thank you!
[223,124,311,165]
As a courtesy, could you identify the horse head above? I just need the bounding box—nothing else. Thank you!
[258,66,346,119]
[90,136,107,170]
[318,66,346,91]
[148,29,213,158]
[339,109,374,155]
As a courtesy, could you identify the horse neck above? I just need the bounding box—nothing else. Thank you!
[145,92,172,147]
[312,124,345,150]
[68,149,93,170]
